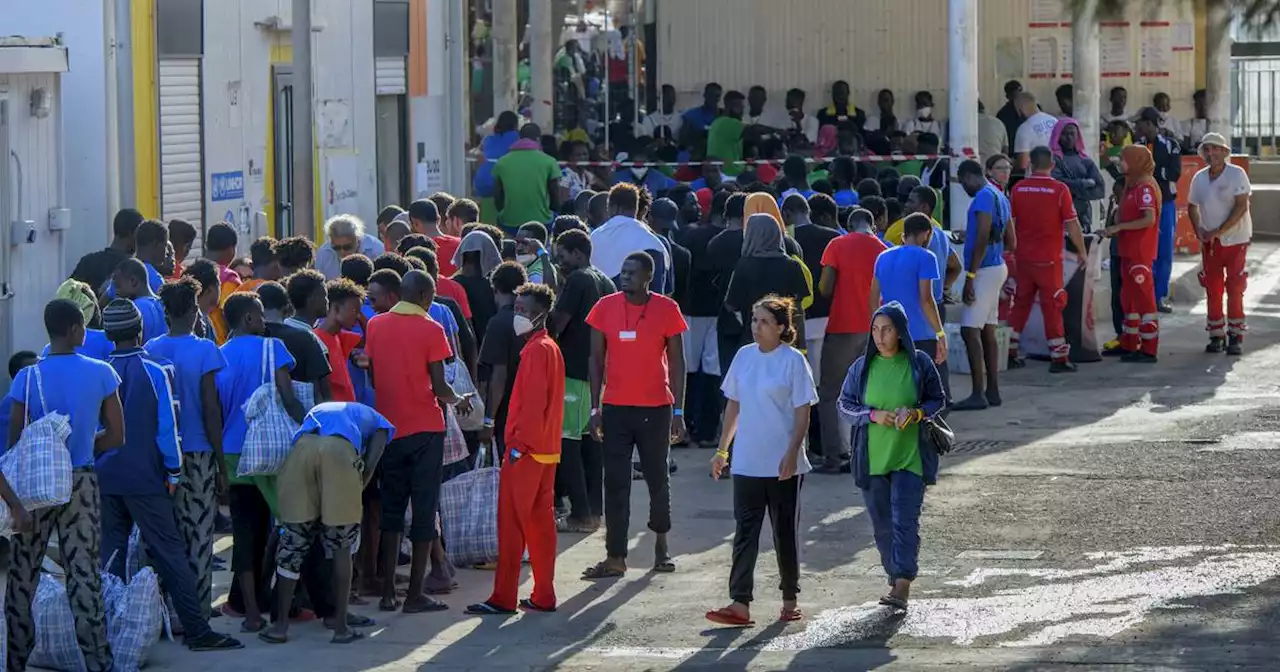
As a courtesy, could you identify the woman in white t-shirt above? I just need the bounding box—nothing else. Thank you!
[706,295,818,627]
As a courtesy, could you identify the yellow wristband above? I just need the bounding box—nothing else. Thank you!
[966,271,977,279]
[715,450,729,459]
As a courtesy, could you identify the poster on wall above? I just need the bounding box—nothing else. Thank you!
[1172,21,1195,51]
[1029,0,1066,27]
[996,38,1026,81]
[325,152,360,216]
[1060,36,1074,78]
[1028,36,1059,79]
[1139,21,1172,77]
[1100,23,1132,77]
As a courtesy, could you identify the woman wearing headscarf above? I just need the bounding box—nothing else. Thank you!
[837,302,946,611]
[743,192,815,310]
[1050,118,1106,232]
[1101,144,1162,363]
[43,278,112,360]
[723,214,811,351]
[453,229,503,337]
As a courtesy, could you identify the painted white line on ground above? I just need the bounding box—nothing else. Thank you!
[956,550,1045,560]
[584,646,701,659]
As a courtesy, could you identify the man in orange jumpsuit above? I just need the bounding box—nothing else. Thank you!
[1008,146,1089,372]
[1104,144,1163,363]
[466,283,565,615]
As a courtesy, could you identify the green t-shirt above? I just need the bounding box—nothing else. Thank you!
[707,117,745,176]
[865,351,922,476]
[896,159,924,178]
[492,149,561,229]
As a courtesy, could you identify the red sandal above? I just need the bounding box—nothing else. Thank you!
[705,607,754,627]
[779,607,803,622]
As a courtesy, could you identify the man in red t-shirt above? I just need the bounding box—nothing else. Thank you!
[466,284,565,616]
[1008,147,1089,371]
[314,278,365,401]
[815,208,887,472]
[1103,145,1162,362]
[409,199,462,277]
[364,270,474,612]
[583,251,687,579]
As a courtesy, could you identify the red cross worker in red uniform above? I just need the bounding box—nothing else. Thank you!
[466,283,565,616]
[1007,146,1089,372]
[1103,144,1163,363]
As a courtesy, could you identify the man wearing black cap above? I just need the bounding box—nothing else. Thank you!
[100,299,242,651]
[492,123,562,234]
[1135,106,1183,314]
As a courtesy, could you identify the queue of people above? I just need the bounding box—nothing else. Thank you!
[0,94,1250,663]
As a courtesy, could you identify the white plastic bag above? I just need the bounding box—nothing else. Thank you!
[239,340,315,476]
[445,332,485,432]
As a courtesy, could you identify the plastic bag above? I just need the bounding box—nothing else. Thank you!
[0,364,73,529]
[108,567,165,671]
[439,443,499,566]
[29,575,83,672]
[239,340,315,476]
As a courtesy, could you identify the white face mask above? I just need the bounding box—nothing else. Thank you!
[632,167,649,179]
[917,106,933,119]
[516,253,537,265]
[513,314,537,336]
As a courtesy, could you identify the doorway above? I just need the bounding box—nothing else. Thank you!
[272,66,295,238]
[375,94,409,209]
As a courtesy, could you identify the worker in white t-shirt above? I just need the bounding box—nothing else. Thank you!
[1012,92,1059,173]
[1188,132,1252,356]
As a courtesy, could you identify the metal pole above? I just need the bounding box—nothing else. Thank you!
[603,1,611,153]
[1072,0,1100,155]
[947,0,978,233]
[529,0,554,129]
[1205,0,1233,144]
[629,0,638,137]
[492,0,519,118]
[292,0,315,237]
[103,0,121,218]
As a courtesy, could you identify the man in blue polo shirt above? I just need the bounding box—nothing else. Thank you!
[5,298,124,671]
[99,299,241,651]
[261,402,393,645]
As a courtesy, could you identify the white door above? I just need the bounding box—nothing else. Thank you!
[158,58,204,247]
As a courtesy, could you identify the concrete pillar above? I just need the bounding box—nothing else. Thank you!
[1072,0,1101,151]
[528,0,554,129]
[292,0,315,237]
[947,0,979,233]
[492,0,520,117]
[1205,0,1233,142]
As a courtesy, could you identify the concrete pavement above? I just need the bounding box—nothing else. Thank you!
[137,243,1280,671]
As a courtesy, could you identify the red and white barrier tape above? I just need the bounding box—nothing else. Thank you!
[464,149,979,168]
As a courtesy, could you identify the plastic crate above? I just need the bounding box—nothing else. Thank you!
[944,323,1011,375]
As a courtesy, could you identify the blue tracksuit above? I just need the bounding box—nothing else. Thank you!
[99,347,211,638]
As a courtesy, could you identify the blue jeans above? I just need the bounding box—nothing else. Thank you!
[1155,201,1178,302]
[862,470,925,582]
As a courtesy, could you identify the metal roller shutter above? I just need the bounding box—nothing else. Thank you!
[158,57,204,250]
[375,56,407,95]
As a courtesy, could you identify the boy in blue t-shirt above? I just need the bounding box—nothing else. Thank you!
[4,298,123,671]
[112,257,168,343]
[145,277,229,621]
[98,299,240,651]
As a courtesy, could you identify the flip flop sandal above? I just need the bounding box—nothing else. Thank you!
[330,630,366,644]
[186,632,244,651]
[653,558,676,573]
[878,595,909,610]
[519,598,557,613]
[325,614,376,629]
[378,599,402,612]
[556,518,598,533]
[465,601,517,616]
[779,607,804,622]
[239,619,267,633]
[581,561,626,580]
[704,607,754,627]
[401,596,450,613]
[257,630,288,645]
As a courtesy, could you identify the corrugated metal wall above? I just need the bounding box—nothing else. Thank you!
[657,0,1200,120]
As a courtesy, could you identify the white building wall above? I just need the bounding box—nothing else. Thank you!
[202,0,378,246]
[2,1,109,271]
[4,72,68,356]
[657,0,1201,127]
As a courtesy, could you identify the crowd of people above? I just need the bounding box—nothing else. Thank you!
[0,72,1252,665]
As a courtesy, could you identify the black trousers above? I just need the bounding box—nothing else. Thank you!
[1110,237,1124,338]
[729,475,803,605]
[685,372,722,443]
[561,435,604,521]
[227,484,272,614]
[603,405,672,559]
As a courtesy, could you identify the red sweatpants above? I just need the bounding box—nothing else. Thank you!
[1007,261,1069,361]
[488,455,558,611]
[1120,260,1159,356]
[1200,240,1248,340]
